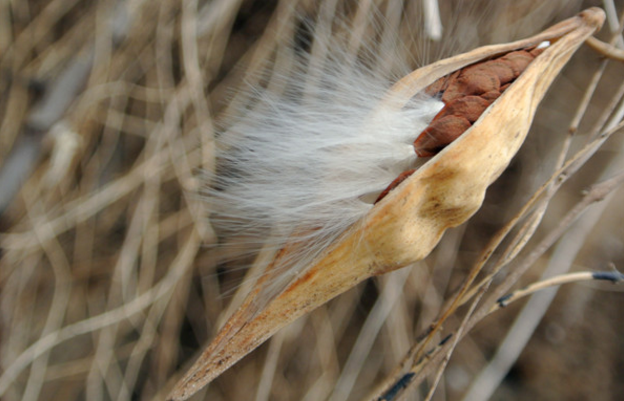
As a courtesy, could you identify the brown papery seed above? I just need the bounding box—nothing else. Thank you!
[414,115,472,157]
[435,95,492,123]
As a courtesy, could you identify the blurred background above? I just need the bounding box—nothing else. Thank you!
[1,1,623,400]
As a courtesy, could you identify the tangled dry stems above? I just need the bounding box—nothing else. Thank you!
[1,1,624,401]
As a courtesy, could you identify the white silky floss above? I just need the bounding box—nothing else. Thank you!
[205,41,444,301]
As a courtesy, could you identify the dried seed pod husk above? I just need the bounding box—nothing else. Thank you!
[168,8,605,401]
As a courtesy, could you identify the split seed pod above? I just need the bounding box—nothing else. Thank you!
[168,8,605,401]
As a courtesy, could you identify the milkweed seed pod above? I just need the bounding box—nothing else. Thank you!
[168,8,605,401]
[412,47,546,157]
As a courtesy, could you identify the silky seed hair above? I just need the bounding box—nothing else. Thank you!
[203,2,583,307]
[205,11,446,304]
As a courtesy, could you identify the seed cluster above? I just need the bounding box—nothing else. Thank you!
[414,47,544,157]
[376,47,544,203]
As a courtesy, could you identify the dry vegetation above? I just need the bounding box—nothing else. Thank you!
[1,1,623,401]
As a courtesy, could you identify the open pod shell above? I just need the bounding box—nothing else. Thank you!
[168,8,605,401]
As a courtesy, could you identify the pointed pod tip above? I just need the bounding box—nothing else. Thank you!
[579,7,605,30]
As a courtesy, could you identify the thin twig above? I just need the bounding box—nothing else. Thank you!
[492,269,624,313]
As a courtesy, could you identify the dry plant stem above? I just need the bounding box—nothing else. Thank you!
[168,9,605,401]
[208,3,299,120]
[420,123,623,399]
[20,191,72,401]
[586,36,624,61]
[393,124,613,394]
[422,281,488,401]
[462,71,624,302]
[327,268,412,401]
[0,88,199,253]
[463,197,618,401]
[457,119,624,306]
[491,270,624,313]
[570,8,624,132]
[405,170,624,395]
[374,170,624,401]
[0,2,130,213]
[1,0,241,399]
[603,0,624,46]
[370,279,493,401]
[0,229,201,397]
[585,75,624,143]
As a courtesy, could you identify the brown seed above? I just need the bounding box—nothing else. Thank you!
[425,70,461,97]
[482,90,502,102]
[442,69,500,102]
[499,50,534,76]
[414,115,472,157]
[479,59,517,84]
[500,83,512,93]
[375,169,416,203]
[435,95,492,123]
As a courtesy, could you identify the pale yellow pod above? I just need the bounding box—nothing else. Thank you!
[168,8,605,401]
